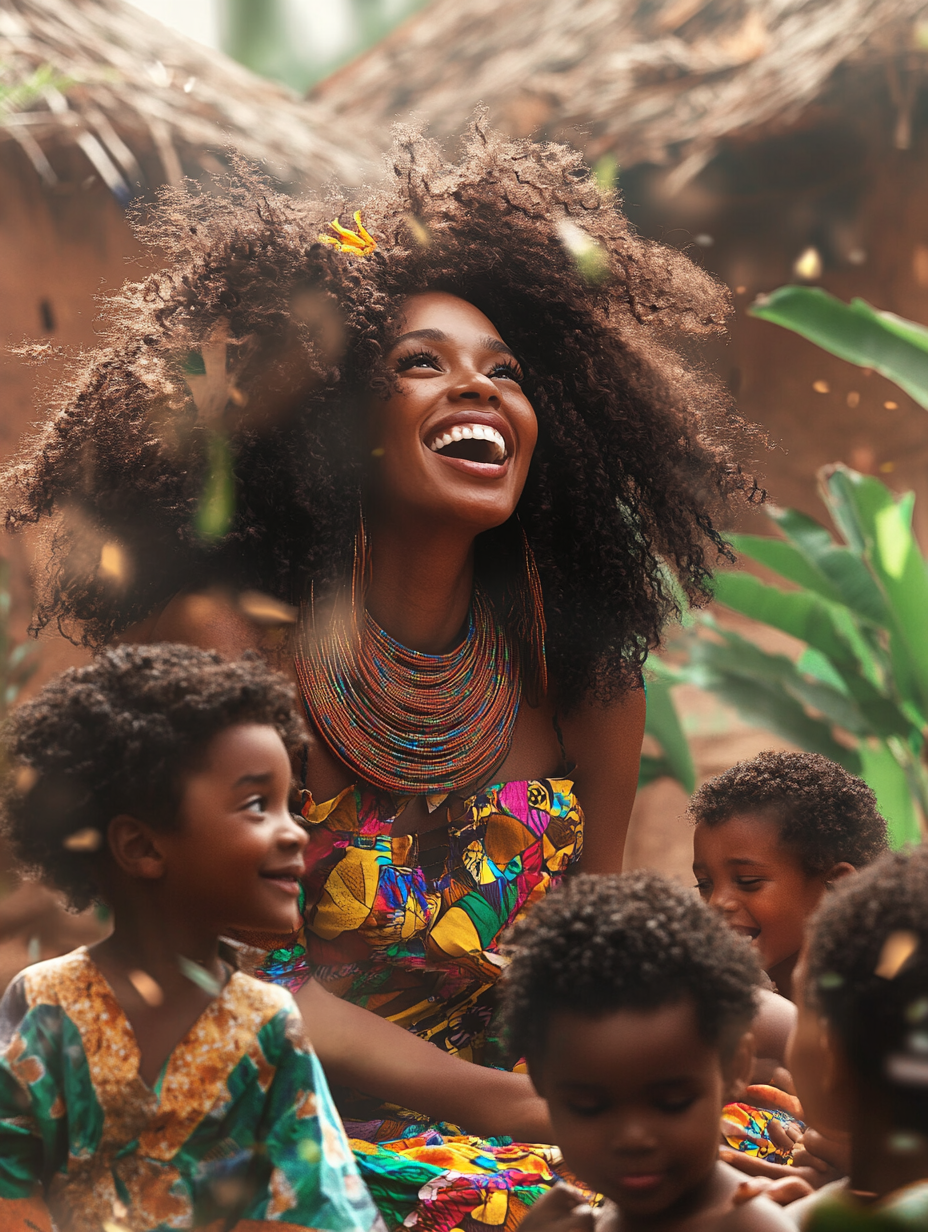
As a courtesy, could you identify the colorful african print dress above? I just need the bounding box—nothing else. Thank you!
[247,778,585,1232]
[0,947,384,1232]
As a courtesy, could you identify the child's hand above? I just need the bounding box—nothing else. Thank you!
[731,1176,815,1207]
[518,1184,595,1232]
[791,1126,850,1178]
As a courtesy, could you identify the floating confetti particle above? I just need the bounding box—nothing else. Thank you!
[847,248,866,266]
[371,447,385,458]
[847,391,860,408]
[913,243,928,288]
[907,1031,928,1055]
[178,954,221,996]
[128,969,164,1007]
[15,765,37,794]
[884,401,899,410]
[98,541,128,583]
[694,233,714,248]
[556,219,610,284]
[886,1052,928,1087]
[63,827,102,852]
[793,247,822,281]
[195,432,235,542]
[405,215,431,247]
[888,1131,923,1154]
[876,930,919,980]
[238,591,297,626]
[812,380,830,394]
[593,153,619,192]
[735,285,747,294]
[880,462,895,473]
[299,1139,322,1164]
[906,997,928,1024]
[818,972,844,990]
[27,936,40,962]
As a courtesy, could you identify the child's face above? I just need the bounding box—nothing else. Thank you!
[530,999,746,1221]
[693,813,828,980]
[156,723,307,934]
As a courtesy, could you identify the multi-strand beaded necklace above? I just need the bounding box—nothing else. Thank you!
[296,587,520,795]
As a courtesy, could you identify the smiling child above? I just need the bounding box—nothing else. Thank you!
[500,871,794,1231]
[690,752,888,1000]
[0,644,382,1232]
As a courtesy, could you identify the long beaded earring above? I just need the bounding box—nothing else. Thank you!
[350,508,372,642]
[512,521,547,705]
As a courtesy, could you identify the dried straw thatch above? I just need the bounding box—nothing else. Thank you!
[0,0,371,200]
[313,0,928,187]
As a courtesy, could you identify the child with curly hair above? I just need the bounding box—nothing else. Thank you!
[749,847,928,1227]
[0,643,383,1232]
[691,752,889,1001]
[499,871,795,1231]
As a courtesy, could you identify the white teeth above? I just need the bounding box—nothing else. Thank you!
[426,423,509,460]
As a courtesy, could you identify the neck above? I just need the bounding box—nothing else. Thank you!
[93,889,223,991]
[849,1085,928,1201]
[366,517,477,653]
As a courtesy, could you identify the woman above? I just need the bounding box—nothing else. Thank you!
[5,119,757,1226]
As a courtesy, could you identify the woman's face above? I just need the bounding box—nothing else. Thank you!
[366,291,538,536]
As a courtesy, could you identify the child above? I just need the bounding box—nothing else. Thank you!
[690,752,888,1000]
[0,644,383,1232]
[778,846,928,1228]
[499,870,795,1231]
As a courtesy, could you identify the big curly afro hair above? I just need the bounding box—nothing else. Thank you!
[1,642,305,909]
[4,115,760,707]
[805,847,928,1133]
[500,870,761,1064]
[688,750,889,875]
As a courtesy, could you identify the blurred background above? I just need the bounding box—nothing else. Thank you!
[0,0,927,981]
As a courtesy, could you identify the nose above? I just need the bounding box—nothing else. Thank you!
[278,809,308,854]
[451,369,500,405]
[708,885,739,915]
[611,1112,659,1155]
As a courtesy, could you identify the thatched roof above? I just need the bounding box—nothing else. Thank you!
[0,0,371,200]
[313,0,928,190]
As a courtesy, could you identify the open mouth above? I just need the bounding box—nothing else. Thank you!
[260,871,302,895]
[426,423,508,465]
[731,925,761,942]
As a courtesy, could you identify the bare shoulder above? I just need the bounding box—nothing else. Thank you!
[118,589,273,661]
[556,685,646,755]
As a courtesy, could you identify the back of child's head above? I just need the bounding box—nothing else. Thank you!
[501,870,762,1065]
[688,751,888,875]
[1,643,304,911]
[804,845,928,1135]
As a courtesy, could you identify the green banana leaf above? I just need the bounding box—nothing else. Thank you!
[823,467,928,721]
[640,668,696,792]
[857,741,922,848]
[749,286,928,409]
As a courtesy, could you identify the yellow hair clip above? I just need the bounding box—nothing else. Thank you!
[319,210,377,257]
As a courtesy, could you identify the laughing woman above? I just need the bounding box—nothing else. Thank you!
[4,119,757,1228]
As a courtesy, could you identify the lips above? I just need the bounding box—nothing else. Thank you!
[260,866,303,895]
[731,924,761,942]
[615,1172,665,1193]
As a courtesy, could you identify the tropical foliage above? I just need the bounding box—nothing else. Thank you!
[645,287,928,848]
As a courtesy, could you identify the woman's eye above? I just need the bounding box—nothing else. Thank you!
[490,362,523,383]
[395,350,442,372]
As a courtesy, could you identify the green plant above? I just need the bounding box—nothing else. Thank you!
[0,560,38,714]
[662,287,928,846]
[639,665,695,792]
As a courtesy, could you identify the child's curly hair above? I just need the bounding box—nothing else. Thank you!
[805,847,928,1134]
[688,751,889,875]
[4,115,760,707]
[500,870,761,1064]
[1,643,305,910]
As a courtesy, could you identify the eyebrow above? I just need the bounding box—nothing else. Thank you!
[389,327,517,359]
[232,771,274,788]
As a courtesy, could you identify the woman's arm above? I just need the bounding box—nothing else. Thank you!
[295,979,553,1143]
[559,687,646,874]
